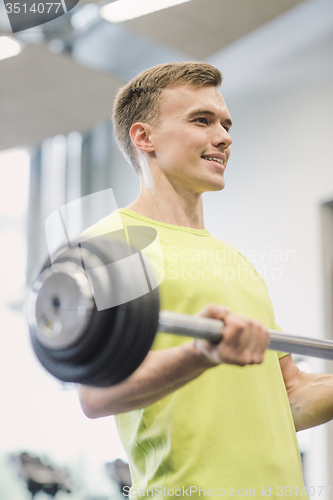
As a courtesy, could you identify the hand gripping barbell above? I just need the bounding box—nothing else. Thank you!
[26,230,333,387]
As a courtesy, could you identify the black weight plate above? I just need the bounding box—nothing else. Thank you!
[29,237,122,381]
[29,231,160,386]
[29,244,100,363]
[62,280,159,386]
[108,287,160,386]
[30,234,129,364]
[31,290,158,386]
[84,287,160,387]
[72,233,159,385]
[29,304,117,383]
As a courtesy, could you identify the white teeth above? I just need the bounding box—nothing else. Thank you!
[202,156,224,165]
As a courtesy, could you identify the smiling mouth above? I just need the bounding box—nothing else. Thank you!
[201,155,225,167]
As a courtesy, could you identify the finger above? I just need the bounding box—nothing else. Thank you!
[216,316,268,366]
[196,303,230,320]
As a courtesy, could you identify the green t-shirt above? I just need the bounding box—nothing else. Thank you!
[87,209,305,499]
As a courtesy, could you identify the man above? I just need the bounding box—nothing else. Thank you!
[78,62,333,497]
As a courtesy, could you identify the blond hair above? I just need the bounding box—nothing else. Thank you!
[112,62,222,171]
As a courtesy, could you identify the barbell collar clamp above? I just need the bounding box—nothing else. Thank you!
[27,262,94,350]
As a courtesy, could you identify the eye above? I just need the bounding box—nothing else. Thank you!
[194,117,208,125]
[222,121,232,133]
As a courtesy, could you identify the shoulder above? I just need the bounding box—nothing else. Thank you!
[80,209,145,240]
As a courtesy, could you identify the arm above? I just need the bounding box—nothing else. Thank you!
[78,341,213,417]
[77,304,269,418]
[280,354,333,431]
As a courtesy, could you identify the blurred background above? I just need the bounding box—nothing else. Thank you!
[0,0,333,497]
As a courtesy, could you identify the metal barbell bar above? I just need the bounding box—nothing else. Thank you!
[159,310,333,360]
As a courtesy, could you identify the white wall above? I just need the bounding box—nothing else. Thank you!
[205,0,333,489]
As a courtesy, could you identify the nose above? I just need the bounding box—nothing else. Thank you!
[212,125,232,149]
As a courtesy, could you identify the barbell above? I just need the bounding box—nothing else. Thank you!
[26,230,333,387]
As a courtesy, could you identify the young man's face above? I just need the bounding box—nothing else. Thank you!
[149,84,232,194]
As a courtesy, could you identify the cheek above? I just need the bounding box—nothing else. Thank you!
[154,128,204,167]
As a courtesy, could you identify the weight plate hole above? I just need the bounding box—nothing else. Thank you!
[51,296,61,312]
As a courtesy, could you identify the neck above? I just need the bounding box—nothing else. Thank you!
[126,167,205,230]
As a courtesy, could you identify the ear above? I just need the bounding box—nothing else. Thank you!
[130,123,155,153]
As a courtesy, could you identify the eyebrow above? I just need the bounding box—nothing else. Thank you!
[188,109,233,128]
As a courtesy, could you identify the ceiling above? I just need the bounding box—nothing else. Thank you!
[0,0,307,151]
[124,0,306,61]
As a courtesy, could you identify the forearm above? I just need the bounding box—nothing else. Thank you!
[77,341,215,418]
[78,305,268,419]
[287,371,333,432]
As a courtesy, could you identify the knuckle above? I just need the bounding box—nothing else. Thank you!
[249,318,263,331]
[258,352,265,364]
[240,352,252,366]
[219,347,236,365]
[252,351,265,364]
[197,303,216,317]
[230,318,245,333]
[252,319,262,330]
[226,350,250,367]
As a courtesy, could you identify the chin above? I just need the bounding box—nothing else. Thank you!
[190,174,225,193]
[203,178,226,192]
[211,184,225,192]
